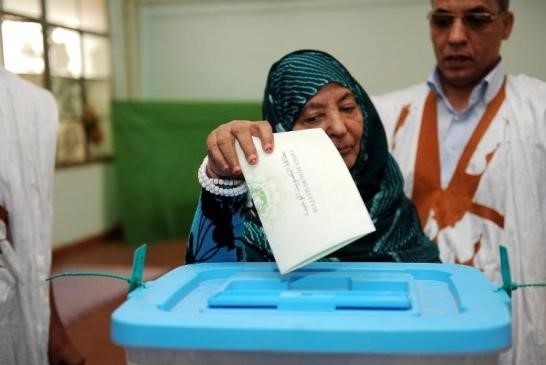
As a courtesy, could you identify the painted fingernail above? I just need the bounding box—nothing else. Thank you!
[264,145,272,153]
[233,166,242,174]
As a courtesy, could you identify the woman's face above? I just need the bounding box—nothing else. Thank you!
[293,83,363,169]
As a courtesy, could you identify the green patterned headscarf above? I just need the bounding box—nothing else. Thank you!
[254,50,439,263]
[263,49,386,204]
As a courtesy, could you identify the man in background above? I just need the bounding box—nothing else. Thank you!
[373,0,546,364]
[0,66,84,364]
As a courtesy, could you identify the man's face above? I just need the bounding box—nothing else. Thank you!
[429,0,514,88]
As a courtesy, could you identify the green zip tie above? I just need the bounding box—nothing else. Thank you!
[128,244,147,292]
[46,244,148,294]
[499,245,514,296]
[46,271,131,282]
[497,245,546,297]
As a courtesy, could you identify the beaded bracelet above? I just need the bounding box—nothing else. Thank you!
[197,157,248,197]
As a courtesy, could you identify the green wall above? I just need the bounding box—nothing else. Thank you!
[112,101,261,244]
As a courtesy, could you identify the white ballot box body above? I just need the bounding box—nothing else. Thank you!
[111,262,511,365]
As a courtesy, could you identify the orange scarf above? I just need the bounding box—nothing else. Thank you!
[412,82,506,239]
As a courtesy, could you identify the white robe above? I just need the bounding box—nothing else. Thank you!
[0,67,58,365]
[373,74,546,365]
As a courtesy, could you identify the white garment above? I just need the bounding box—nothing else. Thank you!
[373,74,546,365]
[0,67,58,365]
[427,61,505,188]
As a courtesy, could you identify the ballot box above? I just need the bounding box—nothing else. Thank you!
[111,262,511,365]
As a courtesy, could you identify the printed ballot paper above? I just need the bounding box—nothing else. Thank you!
[236,128,375,274]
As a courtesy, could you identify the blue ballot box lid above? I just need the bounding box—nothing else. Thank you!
[111,262,511,354]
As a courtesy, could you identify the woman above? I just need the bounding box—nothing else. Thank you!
[186,50,439,264]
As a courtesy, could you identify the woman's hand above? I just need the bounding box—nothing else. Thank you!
[206,120,274,178]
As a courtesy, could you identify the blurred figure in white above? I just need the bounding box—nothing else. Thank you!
[0,66,84,365]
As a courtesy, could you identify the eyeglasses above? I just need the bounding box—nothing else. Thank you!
[428,11,504,30]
